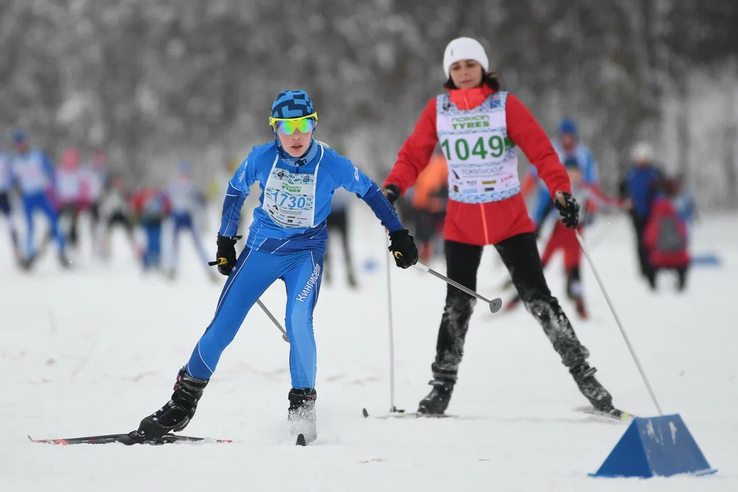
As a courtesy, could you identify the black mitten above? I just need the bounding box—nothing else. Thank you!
[209,235,241,276]
[388,229,418,269]
[554,192,580,229]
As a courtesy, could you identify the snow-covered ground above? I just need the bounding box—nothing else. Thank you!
[1,210,736,491]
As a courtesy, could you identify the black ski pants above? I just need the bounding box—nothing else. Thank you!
[630,213,653,279]
[430,233,591,382]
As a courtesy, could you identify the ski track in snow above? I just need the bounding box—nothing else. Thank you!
[1,211,736,491]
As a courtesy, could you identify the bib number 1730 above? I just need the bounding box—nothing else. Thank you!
[271,189,307,209]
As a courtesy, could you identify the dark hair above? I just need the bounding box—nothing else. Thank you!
[444,71,501,91]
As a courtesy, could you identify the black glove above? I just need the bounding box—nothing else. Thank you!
[554,191,580,229]
[382,184,401,205]
[208,235,241,276]
[388,229,418,269]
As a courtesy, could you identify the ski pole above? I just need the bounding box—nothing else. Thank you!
[406,257,503,313]
[256,299,290,343]
[575,230,663,415]
[386,247,403,413]
[209,257,289,343]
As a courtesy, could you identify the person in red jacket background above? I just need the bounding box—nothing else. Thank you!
[643,182,690,291]
[383,37,621,417]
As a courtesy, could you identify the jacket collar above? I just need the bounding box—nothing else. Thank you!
[276,137,319,168]
[447,85,495,110]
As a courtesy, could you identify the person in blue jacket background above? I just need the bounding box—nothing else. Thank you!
[135,90,418,445]
[619,141,663,281]
[10,129,68,269]
[525,118,599,232]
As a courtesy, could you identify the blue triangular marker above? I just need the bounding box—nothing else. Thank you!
[592,414,717,478]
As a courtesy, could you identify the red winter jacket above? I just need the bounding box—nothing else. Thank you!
[384,85,570,245]
[643,198,690,268]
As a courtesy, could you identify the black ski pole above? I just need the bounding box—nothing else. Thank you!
[405,257,502,313]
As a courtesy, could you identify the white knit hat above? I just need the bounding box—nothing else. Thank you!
[443,37,489,78]
[631,141,655,162]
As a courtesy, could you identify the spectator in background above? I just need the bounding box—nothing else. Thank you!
[96,173,137,260]
[131,187,170,271]
[522,118,599,234]
[411,149,448,263]
[619,141,663,281]
[10,129,69,269]
[325,187,358,288]
[671,174,698,225]
[82,149,109,236]
[0,141,20,259]
[165,161,214,280]
[56,148,84,250]
[643,179,690,291]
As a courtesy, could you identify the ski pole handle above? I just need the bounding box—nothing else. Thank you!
[208,257,227,267]
[414,262,502,313]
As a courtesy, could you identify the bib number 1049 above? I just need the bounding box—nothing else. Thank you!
[441,135,506,161]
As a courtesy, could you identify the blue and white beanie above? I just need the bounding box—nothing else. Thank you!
[270,90,315,119]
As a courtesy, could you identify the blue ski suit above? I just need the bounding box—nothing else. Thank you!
[185,140,404,389]
[11,149,66,257]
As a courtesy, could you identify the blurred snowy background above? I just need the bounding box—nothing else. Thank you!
[1,0,736,208]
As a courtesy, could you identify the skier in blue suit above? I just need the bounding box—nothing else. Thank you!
[10,130,69,268]
[136,90,418,444]
[526,118,599,231]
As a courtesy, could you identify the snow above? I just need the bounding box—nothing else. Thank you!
[1,210,736,491]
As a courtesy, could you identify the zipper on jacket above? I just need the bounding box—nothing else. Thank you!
[479,204,490,244]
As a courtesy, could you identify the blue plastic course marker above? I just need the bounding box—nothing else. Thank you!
[592,414,716,478]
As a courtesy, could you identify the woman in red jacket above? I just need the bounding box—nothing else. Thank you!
[383,37,620,417]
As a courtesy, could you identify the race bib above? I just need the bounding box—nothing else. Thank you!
[263,159,317,229]
[436,92,520,203]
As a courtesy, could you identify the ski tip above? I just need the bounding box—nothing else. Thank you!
[296,434,307,446]
[362,408,369,418]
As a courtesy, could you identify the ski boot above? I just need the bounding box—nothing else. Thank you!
[570,364,615,414]
[136,367,208,440]
[288,388,317,445]
[417,379,455,416]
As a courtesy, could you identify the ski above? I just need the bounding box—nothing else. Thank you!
[574,406,635,422]
[295,434,306,446]
[362,408,458,420]
[28,431,232,446]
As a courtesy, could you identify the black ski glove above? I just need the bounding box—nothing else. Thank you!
[388,229,418,269]
[208,235,241,276]
[382,184,401,205]
[554,191,580,229]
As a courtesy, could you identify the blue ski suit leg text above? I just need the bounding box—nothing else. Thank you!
[186,247,322,389]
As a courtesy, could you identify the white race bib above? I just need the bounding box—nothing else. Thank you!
[436,92,520,203]
[263,149,323,229]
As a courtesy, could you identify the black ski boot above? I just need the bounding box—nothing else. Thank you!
[136,367,208,440]
[570,364,614,413]
[288,388,317,445]
[417,379,455,416]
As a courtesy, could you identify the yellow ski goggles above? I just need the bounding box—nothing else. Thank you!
[268,113,318,135]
